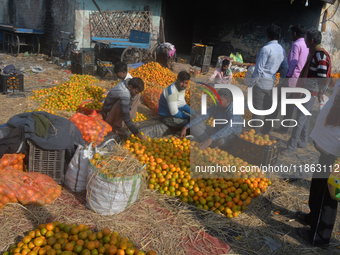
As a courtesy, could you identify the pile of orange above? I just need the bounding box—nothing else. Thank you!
[98,62,113,67]
[232,71,246,85]
[130,62,177,91]
[331,73,340,78]
[82,100,103,111]
[30,75,105,112]
[132,112,149,122]
[240,129,278,146]
[3,222,156,255]
[123,135,271,217]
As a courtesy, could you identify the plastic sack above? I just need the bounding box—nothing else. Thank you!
[328,157,340,202]
[65,138,115,192]
[0,153,25,172]
[229,53,236,61]
[319,95,329,110]
[143,88,163,113]
[70,112,112,146]
[0,168,61,209]
[65,144,93,192]
[243,65,255,86]
[86,162,143,215]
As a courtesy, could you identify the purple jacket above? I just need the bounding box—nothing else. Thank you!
[286,38,309,87]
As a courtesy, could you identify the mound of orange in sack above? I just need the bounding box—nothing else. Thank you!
[0,154,61,210]
[70,111,112,146]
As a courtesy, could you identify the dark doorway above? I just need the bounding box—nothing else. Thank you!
[162,0,195,55]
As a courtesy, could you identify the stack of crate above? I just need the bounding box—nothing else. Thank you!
[70,50,95,75]
[189,44,213,74]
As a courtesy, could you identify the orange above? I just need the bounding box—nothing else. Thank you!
[109,236,118,246]
[86,242,95,251]
[71,227,80,235]
[47,237,57,246]
[78,224,86,232]
[98,247,105,254]
[119,241,128,250]
[64,243,74,252]
[125,248,135,255]
[79,232,87,240]
[96,232,103,240]
[47,250,56,255]
[23,236,32,244]
[108,246,117,254]
[34,238,44,247]
[116,250,125,255]
[88,234,97,241]
[74,245,83,254]
[46,223,55,231]
[81,250,90,255]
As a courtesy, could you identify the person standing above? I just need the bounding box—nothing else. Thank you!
[207,59,233,84]
[295,79,340,246]
[273,24,309,134]
[282,30,332,155]
[249,24,289,134]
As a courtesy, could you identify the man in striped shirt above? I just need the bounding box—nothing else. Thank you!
[180,89,243,150]
[282,30,331,155]
[158,71,196,130]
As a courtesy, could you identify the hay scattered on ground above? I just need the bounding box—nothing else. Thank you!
[0,181,223,255]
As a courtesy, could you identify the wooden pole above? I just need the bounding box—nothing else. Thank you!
[91,0,112,32]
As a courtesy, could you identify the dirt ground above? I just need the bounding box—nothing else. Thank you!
[0,52,340,254]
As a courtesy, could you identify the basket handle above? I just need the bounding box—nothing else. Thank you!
[97,138,116,151]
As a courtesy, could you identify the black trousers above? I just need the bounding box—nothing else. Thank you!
[305,145,338,245]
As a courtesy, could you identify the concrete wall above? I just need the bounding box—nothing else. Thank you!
[0,0,78,54]
[320,1,340,72]
[192,0,324,65]
[75,0,162,50]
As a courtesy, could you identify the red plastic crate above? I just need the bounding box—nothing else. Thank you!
[80,100,102,115]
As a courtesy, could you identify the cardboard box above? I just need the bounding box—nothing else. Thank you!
[189,66,201,78]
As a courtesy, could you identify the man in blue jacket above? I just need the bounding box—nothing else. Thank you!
[158,71,196,130]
